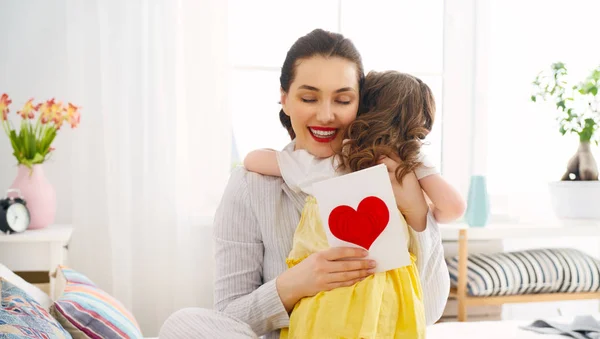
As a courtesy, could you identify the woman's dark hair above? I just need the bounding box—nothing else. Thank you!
[279,29,364,139]
[341,71,436,182]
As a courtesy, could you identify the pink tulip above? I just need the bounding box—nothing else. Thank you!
[0,93,11,121]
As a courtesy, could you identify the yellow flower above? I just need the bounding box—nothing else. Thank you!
[65,103,81,128]
[17,98,40,120]
[0,93,12,121]
[39,98,55,124]
[53,109,64,130]
[51,101,63,118]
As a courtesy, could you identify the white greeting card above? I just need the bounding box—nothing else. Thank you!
[310,164,411,273]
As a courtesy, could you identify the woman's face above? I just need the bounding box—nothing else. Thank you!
[281,56,360,158]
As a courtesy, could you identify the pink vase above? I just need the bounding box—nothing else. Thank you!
[8,164,56,230]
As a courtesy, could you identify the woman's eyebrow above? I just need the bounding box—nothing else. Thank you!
[298,85,356,93]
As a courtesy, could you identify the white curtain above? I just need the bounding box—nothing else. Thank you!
[64,0,230,336]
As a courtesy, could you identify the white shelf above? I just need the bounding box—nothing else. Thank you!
[440,219,600,241]
[0,224,73,244]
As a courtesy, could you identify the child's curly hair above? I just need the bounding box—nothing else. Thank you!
[340,71,436,183]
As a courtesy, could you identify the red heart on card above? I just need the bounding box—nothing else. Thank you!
[328,196,389,250]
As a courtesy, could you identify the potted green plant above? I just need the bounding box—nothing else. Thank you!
[531,62,600,218]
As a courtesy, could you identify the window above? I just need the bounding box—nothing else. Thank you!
[227,0,445,168]
[484,0,600,220]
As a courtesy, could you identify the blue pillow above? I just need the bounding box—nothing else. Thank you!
[0,277,71,338]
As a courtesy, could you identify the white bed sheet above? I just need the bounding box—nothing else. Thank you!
[428,320,576,339]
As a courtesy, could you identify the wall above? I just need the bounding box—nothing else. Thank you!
[0,0,73,226]
[0,0,114,296]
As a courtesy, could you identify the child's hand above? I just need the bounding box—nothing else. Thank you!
[341,139,352,157]
[419,174,467,223]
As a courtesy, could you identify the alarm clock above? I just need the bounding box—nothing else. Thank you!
[0,189,30,234]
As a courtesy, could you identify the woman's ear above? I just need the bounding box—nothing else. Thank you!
[280,88,290,116]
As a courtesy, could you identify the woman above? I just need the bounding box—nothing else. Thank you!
[159,29,450,339]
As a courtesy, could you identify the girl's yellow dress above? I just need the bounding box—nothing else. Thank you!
[280,196,426,339]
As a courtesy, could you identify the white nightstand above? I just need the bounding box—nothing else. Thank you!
[0,224,73,299]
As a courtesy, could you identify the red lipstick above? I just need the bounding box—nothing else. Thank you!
[308,126,338,143]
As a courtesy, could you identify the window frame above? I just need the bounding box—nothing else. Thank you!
[441,0,490,208]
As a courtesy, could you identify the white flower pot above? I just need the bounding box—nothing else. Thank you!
[548,181,600,219]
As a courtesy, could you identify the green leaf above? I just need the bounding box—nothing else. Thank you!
[31,152,44,164]
[591,86,598,96]
[20,158,32,169]
[8,130,19,154]
[552,62,566,70]
[531,95,537,102]
[39,127,57,155]
[559,125,567,135]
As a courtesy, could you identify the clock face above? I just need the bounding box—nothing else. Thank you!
[6,203,29,233]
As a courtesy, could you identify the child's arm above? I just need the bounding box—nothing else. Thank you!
[243,149,281,177]
[396,172,429,232]
[419,174,466,223]
[380,156,429,232]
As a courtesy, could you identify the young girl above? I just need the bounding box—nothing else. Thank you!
[244,71,465,338]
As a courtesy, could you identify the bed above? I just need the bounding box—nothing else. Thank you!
[1,263,157,338]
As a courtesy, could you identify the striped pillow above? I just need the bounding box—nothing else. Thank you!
[49,266,143,339]
[446,248,600,297]
[0,278,72,338]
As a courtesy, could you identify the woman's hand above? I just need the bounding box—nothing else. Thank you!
[379,156,429,231]
[276,247,376,313]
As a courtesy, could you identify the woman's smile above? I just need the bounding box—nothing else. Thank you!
[308,126,338,143]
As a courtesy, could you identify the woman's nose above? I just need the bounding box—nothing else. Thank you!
[316,102,335,124]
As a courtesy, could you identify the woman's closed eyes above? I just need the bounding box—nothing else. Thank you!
[301,98,353,105]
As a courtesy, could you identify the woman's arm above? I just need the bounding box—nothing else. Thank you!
[419,174,466,224]
[409,211,451,325]
[213,168,374,335]
[213,168,289,335]
[243,149,281,176]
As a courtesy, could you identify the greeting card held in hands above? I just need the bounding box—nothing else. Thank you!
[310,164,411,273]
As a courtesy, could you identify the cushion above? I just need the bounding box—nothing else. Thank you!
[0,263,53,310]
[50,266,143,339]
[446,248,600,297]
[0,277,72,338]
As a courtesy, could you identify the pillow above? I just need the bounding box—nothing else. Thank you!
[0,263,53,310]
[0,277,72,338]
[50,266,143,339]
[446,248,600,297]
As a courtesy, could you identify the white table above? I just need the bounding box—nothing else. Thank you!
[440,219,600,241]
[0,224,73,299]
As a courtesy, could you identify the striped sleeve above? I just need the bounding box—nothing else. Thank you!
[410,210,450,325]
[212,168,289,336]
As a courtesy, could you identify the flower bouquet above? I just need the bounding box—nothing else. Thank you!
[0,93,81,229]
[1,93,81,169]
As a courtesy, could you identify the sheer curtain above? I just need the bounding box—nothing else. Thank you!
[64,0,230,335]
